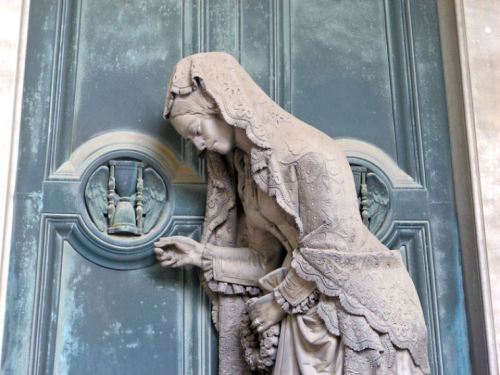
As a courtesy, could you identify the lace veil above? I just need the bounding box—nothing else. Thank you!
[164,52,430,373]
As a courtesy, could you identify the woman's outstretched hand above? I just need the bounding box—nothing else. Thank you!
[154,236,203,268]
[247,293,286,334]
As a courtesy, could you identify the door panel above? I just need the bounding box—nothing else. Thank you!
[3,1,471,374]
[292,0,397,159]
[53,243,183,374]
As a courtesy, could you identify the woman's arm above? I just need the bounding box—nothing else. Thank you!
[154,224,283,287]
[206,225,282,286]
[273,268,318,313]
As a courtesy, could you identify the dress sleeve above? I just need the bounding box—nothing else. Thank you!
[202,225,283,295]
[203,245,274,286]
[273,268,319,314]
[201,247,261,296]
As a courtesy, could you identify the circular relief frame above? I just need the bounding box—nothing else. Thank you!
[76,149,174,269]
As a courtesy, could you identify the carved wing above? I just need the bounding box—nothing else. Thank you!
[85,166,109,232]
[366,172,390,233]
[142,167,167,233]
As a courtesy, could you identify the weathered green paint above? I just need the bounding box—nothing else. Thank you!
[2,0,471,374]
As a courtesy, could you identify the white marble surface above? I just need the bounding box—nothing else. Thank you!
[462,0,500,370]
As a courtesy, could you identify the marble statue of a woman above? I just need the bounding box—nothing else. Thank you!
[154,52,430,375]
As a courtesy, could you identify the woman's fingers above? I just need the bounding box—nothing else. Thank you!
[154,238,172,248]
[249,304,263,328]
[154,236,198,254]
[247,293,284,334]
[158,249,177,267]
[256,323,268,334]
[154,247,172,260]
[170,236,199,254]
[154,236,183,248]
[250,317,261,330]
[155,247,194,268]
[248,303,258,321]
[156,251,171,262]
[251,316,270,333]
[155,248,178,264]
[160,258,177,267]
[153,247,167,258]
[154,236,202,268]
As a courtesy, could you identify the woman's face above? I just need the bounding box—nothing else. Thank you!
[170,113,235,155]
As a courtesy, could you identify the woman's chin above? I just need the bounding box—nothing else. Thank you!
[210,142,233,155]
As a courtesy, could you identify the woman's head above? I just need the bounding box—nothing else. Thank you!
[168,88,236,155]
[164,52,285,152]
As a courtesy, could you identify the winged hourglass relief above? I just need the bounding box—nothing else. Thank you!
[85,159,167,236]
[350,165,390,235]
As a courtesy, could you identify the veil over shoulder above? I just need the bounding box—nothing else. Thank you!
[165,52,430,374]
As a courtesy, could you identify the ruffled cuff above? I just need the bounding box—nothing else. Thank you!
[201,252,261,296]
[273,288,319,314]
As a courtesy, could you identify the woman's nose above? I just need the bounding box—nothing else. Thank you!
[193,138,206,151]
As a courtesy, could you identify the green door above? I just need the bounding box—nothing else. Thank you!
[2,1,471,374]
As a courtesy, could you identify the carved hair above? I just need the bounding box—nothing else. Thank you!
[167,82,219,119]
[163,52,275,150]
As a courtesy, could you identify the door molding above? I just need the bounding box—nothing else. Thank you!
[437,1,497,374]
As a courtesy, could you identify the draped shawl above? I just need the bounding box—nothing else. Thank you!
[164,52,430,374]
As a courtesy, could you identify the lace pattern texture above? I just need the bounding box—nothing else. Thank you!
[293,249,429,373]
[273,288,319,315]
[165,52,430,375]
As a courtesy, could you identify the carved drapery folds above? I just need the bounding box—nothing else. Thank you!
[163,52,430,375]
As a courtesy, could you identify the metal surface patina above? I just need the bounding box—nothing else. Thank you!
[155,52,430,374]
[3,1,474,374]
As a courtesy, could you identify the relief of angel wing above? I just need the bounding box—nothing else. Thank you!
[85,165,110,232]
[366,172,390,234]
[141,167,167,233]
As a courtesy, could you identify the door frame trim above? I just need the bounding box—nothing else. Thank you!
[0,0,31,368]
[437,1,498,374]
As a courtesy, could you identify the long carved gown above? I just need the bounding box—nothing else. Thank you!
[202,149,425,375]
